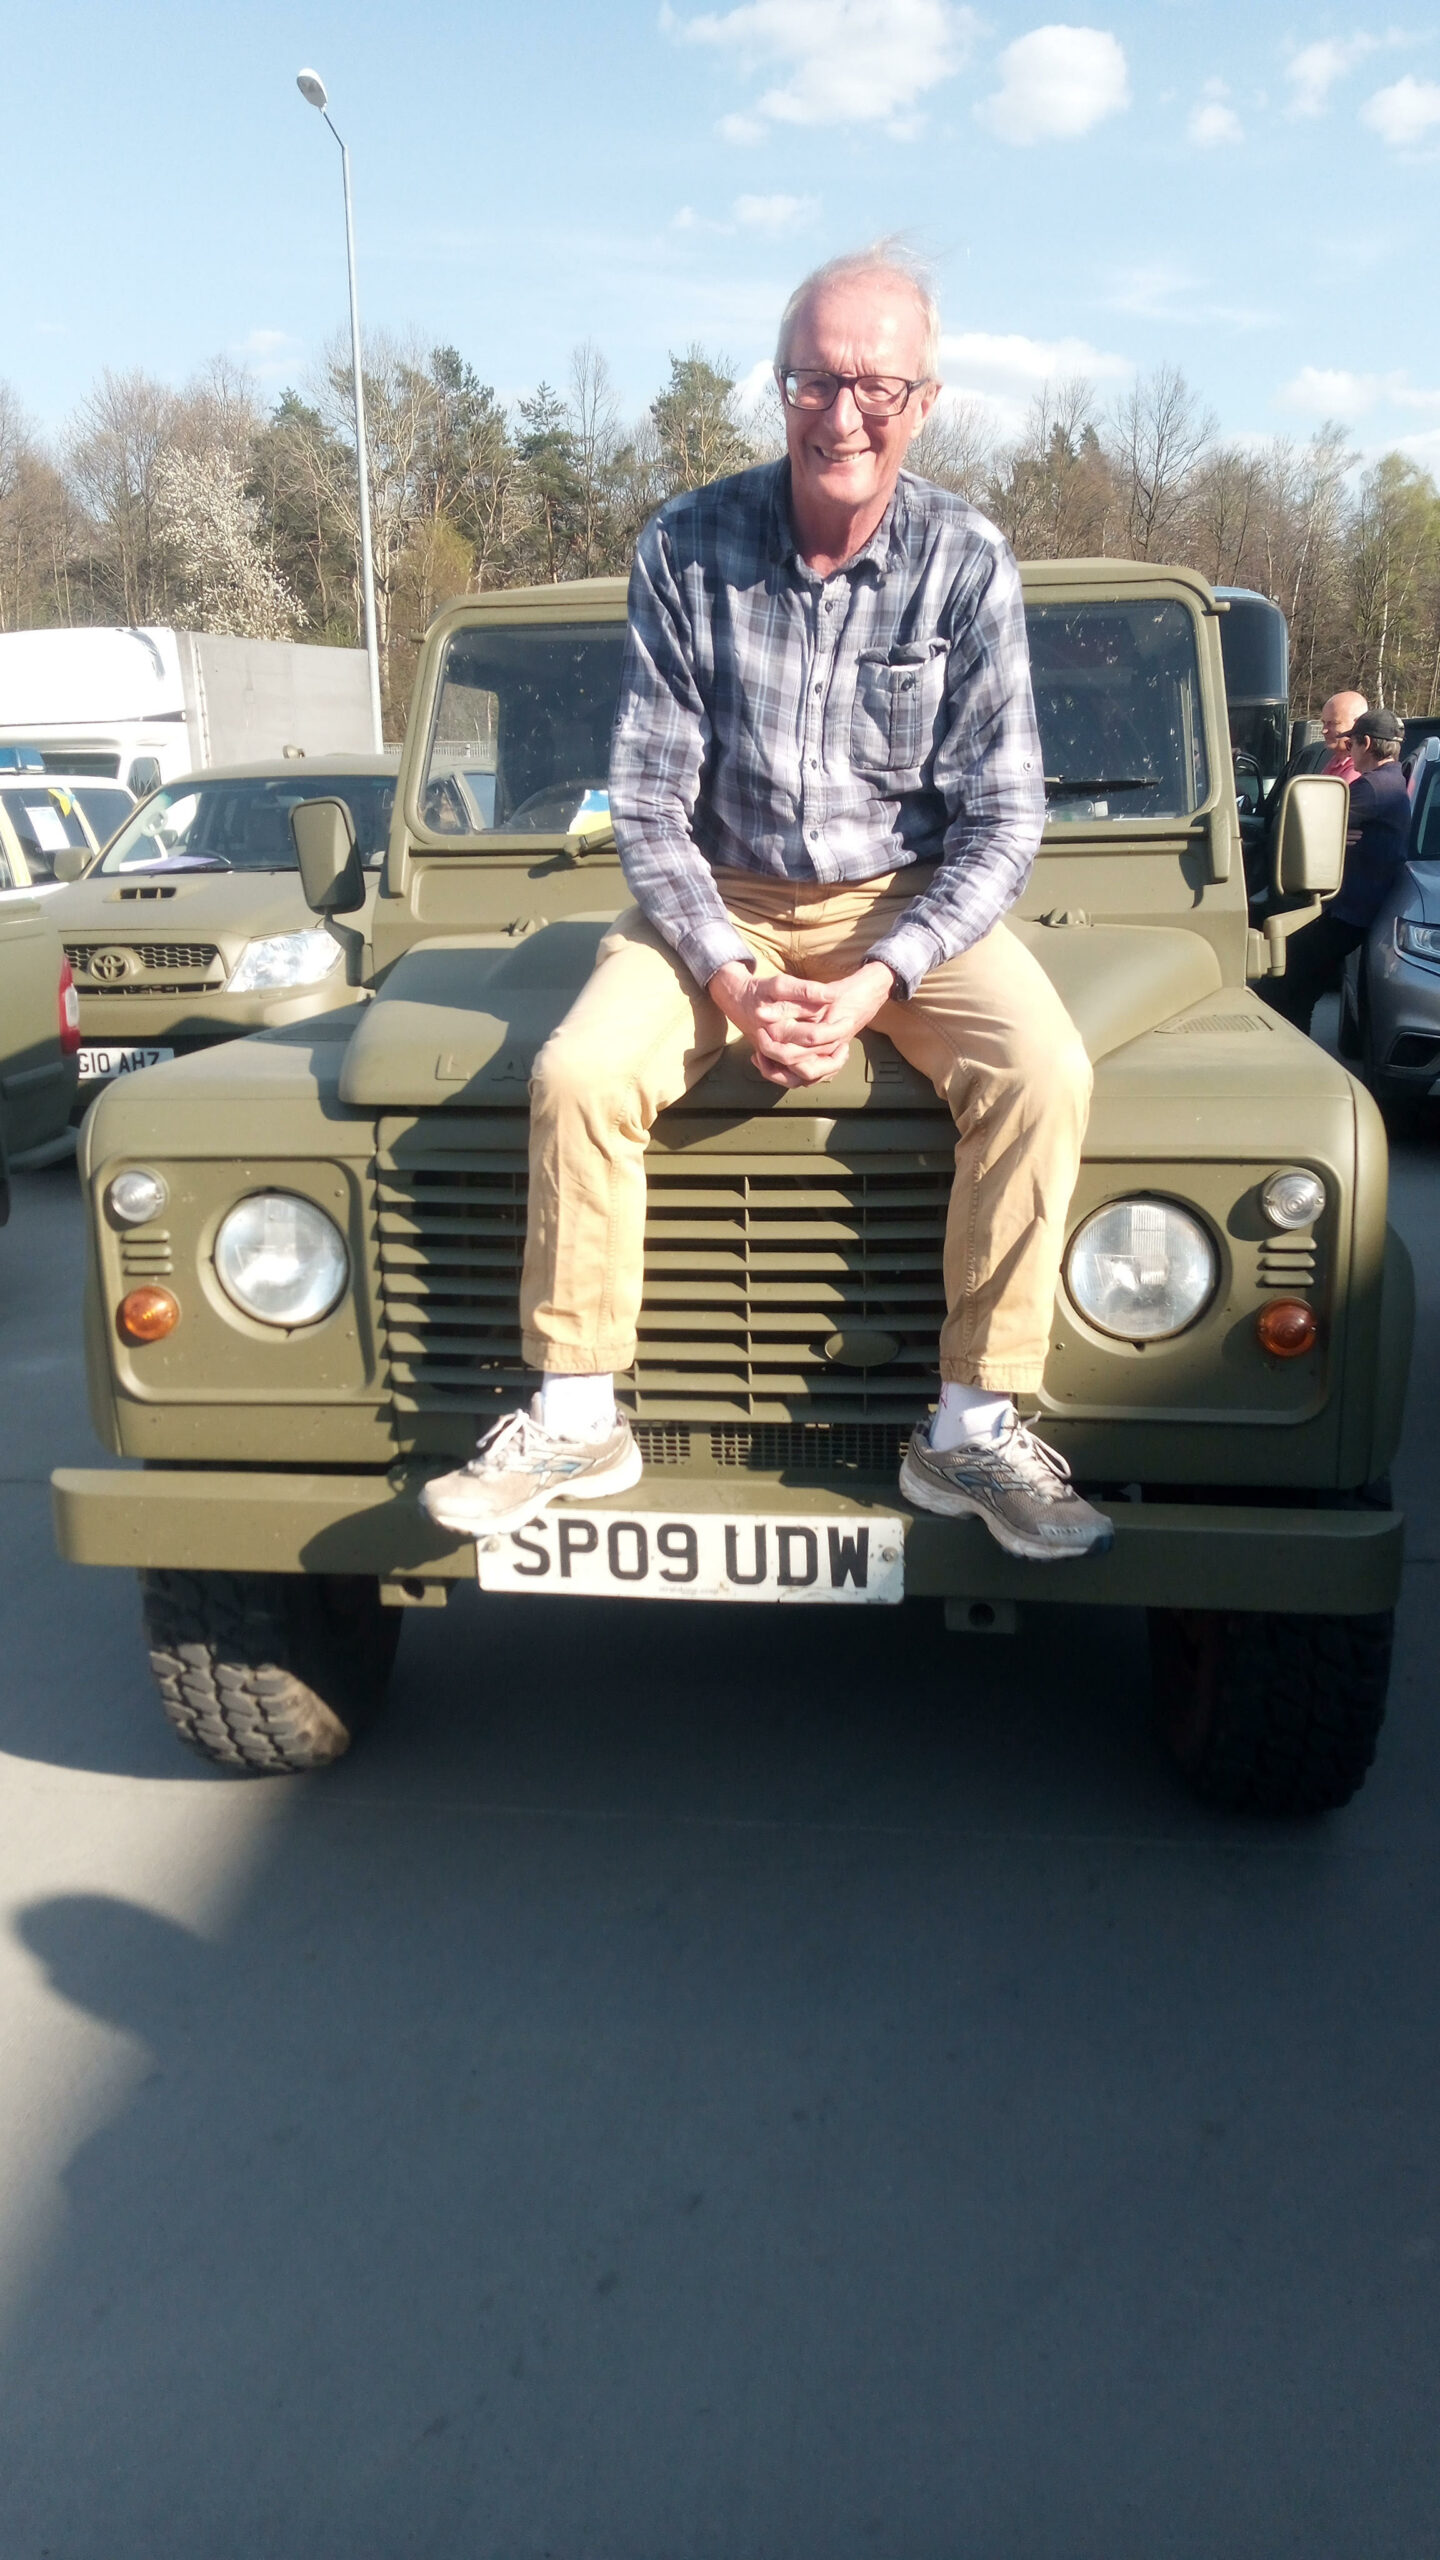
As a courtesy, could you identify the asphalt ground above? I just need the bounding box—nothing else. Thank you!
[1,1050,1437,2558]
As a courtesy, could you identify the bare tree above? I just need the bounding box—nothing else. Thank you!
[907,395,995,505]
[566,342,622,574]
[1106,365,1216,561]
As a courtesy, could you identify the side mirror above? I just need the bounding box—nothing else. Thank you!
[1274,773,1347,898]
[291,797,365,914]
[1232,750,1263,818]
[52,844,89,884]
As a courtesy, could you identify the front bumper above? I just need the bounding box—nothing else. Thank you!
[51,1465,1405,1616]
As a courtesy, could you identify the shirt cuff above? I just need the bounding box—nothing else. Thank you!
[675,917,755,989]
[863,920,945,1000]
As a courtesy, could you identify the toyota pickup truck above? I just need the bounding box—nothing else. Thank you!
[52,561,1413,1813]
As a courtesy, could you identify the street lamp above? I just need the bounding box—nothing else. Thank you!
[296,68,384,751]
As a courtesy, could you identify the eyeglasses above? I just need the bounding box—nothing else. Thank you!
[778,368,930,418]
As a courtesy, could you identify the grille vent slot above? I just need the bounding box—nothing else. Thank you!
[1258,1239,1317,1289]
[119,1229,174,1280]
[374,1130,949,1424]
[1161,1013,1272,1035]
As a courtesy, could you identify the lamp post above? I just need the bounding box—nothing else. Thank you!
[296,68,384,750]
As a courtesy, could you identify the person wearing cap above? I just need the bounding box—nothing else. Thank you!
[1264,708,1409,1033]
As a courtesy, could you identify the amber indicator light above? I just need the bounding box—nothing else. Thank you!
[1255,1298,1317,1359]
[118,1286,180,1343]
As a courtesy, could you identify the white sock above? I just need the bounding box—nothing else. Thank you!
[928,1383,1015,1453]
[538,1373,617,1441]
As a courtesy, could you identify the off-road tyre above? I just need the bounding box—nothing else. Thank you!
[140,1569,402,1774]
[1148,1605,1393,1815]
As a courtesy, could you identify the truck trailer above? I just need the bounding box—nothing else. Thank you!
[0,627,373,797]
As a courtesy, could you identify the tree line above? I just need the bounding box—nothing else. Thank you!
[1,336,1437,734]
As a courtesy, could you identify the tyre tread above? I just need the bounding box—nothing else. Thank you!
[1150,1606,1392,1815]
[140,1569,398,1775]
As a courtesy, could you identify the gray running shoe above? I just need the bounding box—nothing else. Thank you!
[899,1413,1114,1561]
[420,1398,642,1538]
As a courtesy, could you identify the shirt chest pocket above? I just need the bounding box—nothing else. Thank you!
[849,645,949,775]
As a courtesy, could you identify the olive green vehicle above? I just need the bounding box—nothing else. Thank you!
[0,898,79,1224]
[47,755,398,1099]
[52,565,1413,1813]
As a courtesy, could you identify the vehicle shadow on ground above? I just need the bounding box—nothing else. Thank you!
[2,1584,1436,2560]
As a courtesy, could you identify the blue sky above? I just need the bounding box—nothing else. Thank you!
[10,0,1440,466]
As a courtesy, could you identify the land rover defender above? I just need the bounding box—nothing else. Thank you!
[52,562,1413,1813]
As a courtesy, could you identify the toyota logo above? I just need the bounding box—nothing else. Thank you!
[90,947,136,982]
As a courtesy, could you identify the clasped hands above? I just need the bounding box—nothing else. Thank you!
[707,956,896,1088]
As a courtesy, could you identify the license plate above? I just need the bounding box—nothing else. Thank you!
[475,1509,905,1604]
[77,1045,175,1081]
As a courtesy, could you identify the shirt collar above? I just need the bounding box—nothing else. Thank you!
[769,461,906,583]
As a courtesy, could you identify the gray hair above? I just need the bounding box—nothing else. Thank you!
[774,242,941,380]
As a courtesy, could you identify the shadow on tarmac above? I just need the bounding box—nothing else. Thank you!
[3,1586,1439,2560]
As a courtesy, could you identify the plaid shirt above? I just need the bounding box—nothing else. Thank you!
[608,459,1045,997]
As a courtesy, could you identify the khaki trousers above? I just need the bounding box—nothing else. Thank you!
[520,871,1093,1394]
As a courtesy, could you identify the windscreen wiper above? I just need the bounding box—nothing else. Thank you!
[1044,777,1159,798]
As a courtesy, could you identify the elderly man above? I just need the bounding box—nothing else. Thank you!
[1294,690,1367,784]
[424,248,1109,1562]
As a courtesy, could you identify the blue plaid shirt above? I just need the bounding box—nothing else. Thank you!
[608,459,1045,997]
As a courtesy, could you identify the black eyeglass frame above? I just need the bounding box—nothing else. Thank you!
[777,367,933,418]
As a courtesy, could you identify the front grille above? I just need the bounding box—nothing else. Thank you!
[375,1126,949,1425]
[66,940,222,976]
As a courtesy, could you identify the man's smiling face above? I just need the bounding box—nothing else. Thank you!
[781,274,938,538]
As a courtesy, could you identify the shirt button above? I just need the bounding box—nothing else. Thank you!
[809,757,818,768]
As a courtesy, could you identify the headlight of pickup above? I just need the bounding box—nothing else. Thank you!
[227,929,344,993]
[1395,918,1440,964]
[214,1193,348,1326]
[1066,1198,1218,1340]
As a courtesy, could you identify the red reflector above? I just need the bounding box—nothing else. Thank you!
[58,956,81,1054]
[118,1287,180,1343]
[1256,1299,1317,1359]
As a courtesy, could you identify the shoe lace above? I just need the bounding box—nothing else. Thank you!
[471,1409,566,1475]
[985,1413,1075,1500]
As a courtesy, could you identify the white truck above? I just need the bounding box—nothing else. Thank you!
[0,628,373,798]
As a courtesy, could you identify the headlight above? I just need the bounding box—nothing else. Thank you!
[1066,1198,1218,1341]
[1395,918,1440,964]
[214,1193,348,1326]
[106,1167,168,1226]
[1261,1167,1326,1231]
[227,930,344,994]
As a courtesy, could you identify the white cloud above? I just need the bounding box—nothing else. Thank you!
[976,24,1130,146]
[238,328,295,357]
[1279,365,1440,421]
[1188,80,1243,147]
[670,0,977,139]
[1284,39,1346,119]
[1362,76,1440,150]
[733,191,818,230]
[936,326,1130,432]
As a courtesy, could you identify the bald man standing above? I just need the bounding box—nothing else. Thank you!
[424,246,1111,1565]
[1301,690,1367,785]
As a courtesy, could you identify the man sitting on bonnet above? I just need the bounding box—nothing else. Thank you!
[424,246,1111,1563]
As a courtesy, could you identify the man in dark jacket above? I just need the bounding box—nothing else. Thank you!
[1264,708,1409,1033]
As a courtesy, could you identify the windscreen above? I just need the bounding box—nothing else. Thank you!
[0,783,93,881]
[423,626,629,836]
[1026,601,1210,822]
[420,605,1208,841]
[97,773,397,874]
